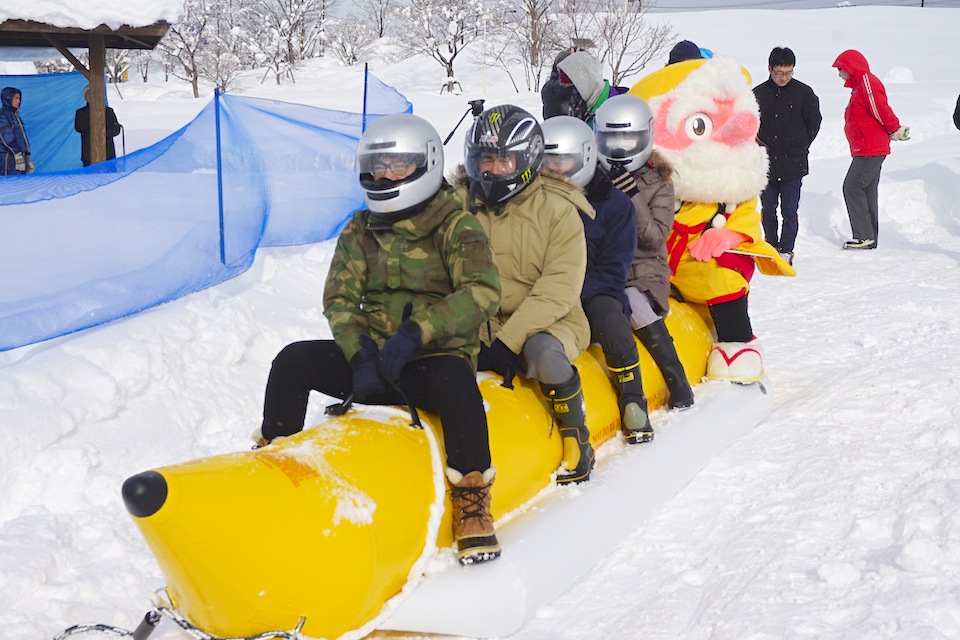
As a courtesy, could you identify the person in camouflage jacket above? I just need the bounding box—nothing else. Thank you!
[256,114,503,566]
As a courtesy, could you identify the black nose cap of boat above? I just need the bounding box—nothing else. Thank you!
[122,470,168,518]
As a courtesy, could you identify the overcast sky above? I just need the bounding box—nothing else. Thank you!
[647,0,959,10]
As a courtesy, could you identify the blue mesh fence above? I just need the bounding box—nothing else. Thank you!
[0,70,411,352]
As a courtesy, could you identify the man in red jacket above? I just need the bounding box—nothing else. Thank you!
[832,49,908,251]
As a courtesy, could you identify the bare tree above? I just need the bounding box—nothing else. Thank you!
[159,0,211,97]
[105,49,130,85]
[551,0,593,54]
[132,50,157,82]
[510,0,565,91]
[354,0,399,37]
[590,0,673,86]
[393,0,484,93]
[325,18,376,65]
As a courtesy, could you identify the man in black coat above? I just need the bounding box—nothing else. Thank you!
[753,47,822,265]
[74,86,122,167]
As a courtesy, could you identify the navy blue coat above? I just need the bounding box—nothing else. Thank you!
[580,167,637,314]
[0,87,31,175]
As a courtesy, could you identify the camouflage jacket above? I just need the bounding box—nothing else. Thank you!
[323,183,501,367]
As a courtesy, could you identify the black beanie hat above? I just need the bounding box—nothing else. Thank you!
[668,40,703,65]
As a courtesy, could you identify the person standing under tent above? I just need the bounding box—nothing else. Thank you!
[1,87,33,175]
[74,85,123,167]
[593,94,695,411]
[832,49,909,251]
[456,104,597,485]
[541,115,654,444]
[753,46,822,265]
[253,113,503,566]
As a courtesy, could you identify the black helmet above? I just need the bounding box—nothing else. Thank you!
[465,104,544,205]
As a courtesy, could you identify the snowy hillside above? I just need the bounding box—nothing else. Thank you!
[2,5,960,640]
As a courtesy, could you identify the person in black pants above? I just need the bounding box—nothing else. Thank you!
[255,114,503,566]
[753,47,822,265]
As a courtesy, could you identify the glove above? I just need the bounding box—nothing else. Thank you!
[689,227,746,262]
[25,156,34,174]
[14,152,25,173]
[351,335,388,401]
[378,320,422,384]
[608,164,640,198]
[889,125,910,141]
[477,339,522,389]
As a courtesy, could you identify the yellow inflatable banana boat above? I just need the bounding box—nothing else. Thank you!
[122,300,714,639]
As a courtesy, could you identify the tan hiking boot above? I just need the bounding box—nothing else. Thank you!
[446,467,501,566]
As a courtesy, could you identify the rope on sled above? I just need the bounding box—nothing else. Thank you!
[54,600,306,640]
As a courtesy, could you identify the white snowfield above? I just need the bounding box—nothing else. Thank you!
[2,5,960,640]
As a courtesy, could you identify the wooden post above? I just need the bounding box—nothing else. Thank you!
[88,35,107,166]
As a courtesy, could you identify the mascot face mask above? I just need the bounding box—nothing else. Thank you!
[630,56,769,206]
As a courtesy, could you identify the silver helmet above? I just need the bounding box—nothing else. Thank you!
[357,113,443,214]
[593,94,655,173]
[541,115,597,189]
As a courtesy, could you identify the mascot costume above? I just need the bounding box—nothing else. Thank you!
[629,56,795,382]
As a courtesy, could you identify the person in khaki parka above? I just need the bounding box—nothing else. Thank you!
[457,104,597,485]
[254,114,503,566]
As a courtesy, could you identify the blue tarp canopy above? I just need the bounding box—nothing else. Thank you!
[0,70,412,351]
[2,71,88,172]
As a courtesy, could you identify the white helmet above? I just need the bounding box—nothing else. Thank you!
[593,94,655,173]
[357,113,443,214]
[541,115,597,189]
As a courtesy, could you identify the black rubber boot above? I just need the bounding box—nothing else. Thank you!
[636,319,695,410]
[608,357,652,444]
[541,369,595,485]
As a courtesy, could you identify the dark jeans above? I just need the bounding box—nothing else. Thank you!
[583,294,640,367]
[261,340,491,474]
[760,177,803,253]
[843,155,885,245]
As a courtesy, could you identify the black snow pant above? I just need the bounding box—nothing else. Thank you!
[583,294,640,368]
[261,340,492,474]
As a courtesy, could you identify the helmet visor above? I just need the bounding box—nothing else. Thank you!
[541,152,585,180]
[597,130,650,162]
[358,151,427,179]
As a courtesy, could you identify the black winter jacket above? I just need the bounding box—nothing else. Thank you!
[74,104,122,166]
[753,77,822,182]
[953,94,960,131]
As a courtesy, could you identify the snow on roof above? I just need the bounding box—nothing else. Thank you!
[0,0,182,31]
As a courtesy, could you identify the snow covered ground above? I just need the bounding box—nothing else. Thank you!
[2,5,960,640]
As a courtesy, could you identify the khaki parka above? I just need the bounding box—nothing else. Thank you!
[454,167,595,363]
